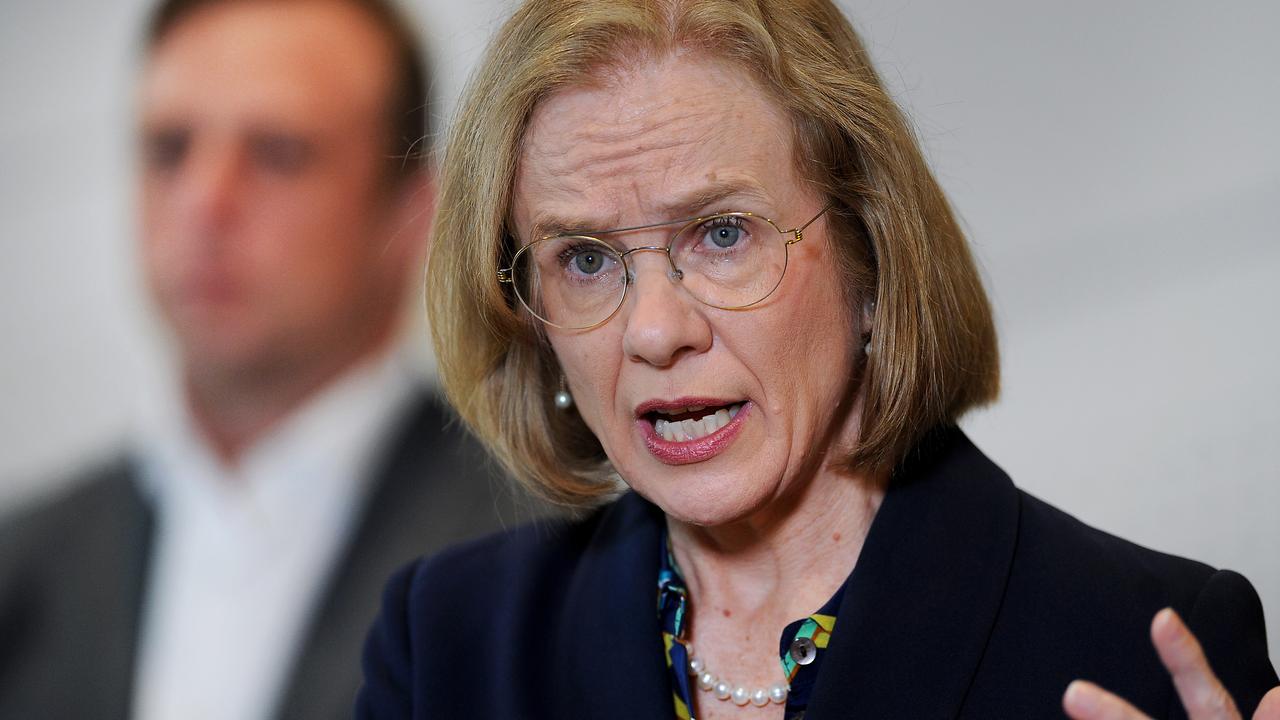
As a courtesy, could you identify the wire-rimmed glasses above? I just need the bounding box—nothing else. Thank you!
[497,205,831,330]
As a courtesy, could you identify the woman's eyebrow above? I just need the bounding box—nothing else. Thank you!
[661,181,771,218]
[527,181,773,239]
[527,214,614,241]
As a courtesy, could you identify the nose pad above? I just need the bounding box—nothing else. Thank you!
[619,247,711,366]
[622,246,684,290]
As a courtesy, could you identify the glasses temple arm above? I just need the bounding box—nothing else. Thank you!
[782,203,835,245]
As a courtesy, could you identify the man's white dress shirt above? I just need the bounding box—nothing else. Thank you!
[130,352,417,720]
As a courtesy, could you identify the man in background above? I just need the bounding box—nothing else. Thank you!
[0,0,532,717]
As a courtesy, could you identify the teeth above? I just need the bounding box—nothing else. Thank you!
[656,418,688,441]
[682,419,700,438]
[653,403,745,442]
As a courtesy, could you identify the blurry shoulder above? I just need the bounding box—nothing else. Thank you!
[382,390,486,467]
[0,456,139,561]
[0,455,146,615]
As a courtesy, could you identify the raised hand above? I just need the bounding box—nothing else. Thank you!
[1063,608,1280,720]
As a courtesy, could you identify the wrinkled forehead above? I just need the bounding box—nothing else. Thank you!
[511,50,799,240]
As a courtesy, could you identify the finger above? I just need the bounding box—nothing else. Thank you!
[1064,679,1152,720]
[1150,608,1240,719]
[1254,686,1280,720]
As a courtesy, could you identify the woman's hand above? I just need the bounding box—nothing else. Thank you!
[1063,608,1280,720]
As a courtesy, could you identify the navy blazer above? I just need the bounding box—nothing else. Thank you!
[357,428,1276,718]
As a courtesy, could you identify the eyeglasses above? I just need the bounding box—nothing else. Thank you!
[497,205,831,330]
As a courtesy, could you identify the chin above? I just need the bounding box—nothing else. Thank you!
[635,466,778,528]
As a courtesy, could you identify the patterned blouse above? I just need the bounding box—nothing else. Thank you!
[657,535,843,720]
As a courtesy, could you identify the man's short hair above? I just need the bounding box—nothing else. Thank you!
[144,0,433,178]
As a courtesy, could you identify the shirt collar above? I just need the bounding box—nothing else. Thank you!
[136,348,420,522]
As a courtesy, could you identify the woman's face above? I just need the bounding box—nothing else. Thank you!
[511,51,864,527]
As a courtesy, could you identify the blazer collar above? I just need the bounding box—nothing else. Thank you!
[561,492,674,720]
[30,457,154,719]
[807,427,1020,719]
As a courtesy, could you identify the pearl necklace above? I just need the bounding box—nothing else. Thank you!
[686,646,789,708]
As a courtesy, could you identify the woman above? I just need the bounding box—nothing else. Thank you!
[358,0,1278,718]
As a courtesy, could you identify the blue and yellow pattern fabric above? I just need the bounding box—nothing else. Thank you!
[658,539,694,718]
[657,534,844,720]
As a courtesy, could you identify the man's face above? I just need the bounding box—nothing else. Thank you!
[138,0,415,385]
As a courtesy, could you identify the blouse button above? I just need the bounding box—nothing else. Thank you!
[789,637,817,665]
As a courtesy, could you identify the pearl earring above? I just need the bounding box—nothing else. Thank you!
[554,376,573,410]
[864,340,872,356]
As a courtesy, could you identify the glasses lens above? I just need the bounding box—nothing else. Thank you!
[513,235,626,329]
[669,214,789,309]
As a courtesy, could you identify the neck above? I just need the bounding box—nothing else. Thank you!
[667,461,885,627]
[668,378,882,625]
[666,458,884,719]
[183,332,395,467]
[662,379,885,713]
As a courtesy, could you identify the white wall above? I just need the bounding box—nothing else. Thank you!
[1,0,1276,664]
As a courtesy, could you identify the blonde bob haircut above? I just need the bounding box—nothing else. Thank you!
[428,0,999,508]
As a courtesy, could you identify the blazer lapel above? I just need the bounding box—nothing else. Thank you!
[807,428,1020,719]
[561,493,674,720]
[89,463,155,718]
[273,472,408,720]
[276,393,541,720]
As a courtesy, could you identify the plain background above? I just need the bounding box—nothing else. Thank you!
[1,0,1277,665]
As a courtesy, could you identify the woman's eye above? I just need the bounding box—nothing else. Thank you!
[573,250,606,274]
[700,217,747,249]
[541,240,617,280]
[708,225,741,248]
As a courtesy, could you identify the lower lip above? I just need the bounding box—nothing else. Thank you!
[638,402,752,465]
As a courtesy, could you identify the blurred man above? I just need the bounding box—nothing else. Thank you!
[0,1,531,718]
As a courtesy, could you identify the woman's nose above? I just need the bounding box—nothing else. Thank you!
[620,251,712,367]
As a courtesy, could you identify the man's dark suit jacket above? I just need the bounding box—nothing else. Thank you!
[357,427,1277,719]
[0,391,535,720]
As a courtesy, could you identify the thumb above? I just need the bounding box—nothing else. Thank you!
[1254,687,1280,720]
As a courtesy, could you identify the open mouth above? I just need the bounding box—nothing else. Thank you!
[643,401,746,443]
